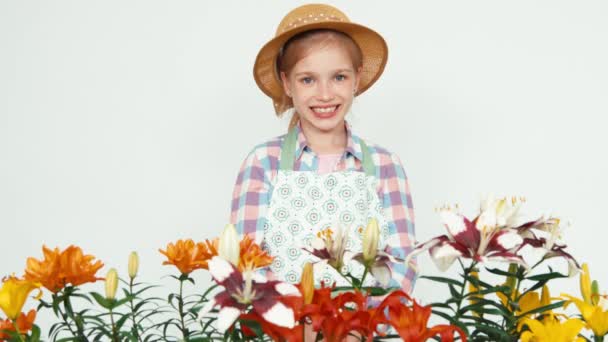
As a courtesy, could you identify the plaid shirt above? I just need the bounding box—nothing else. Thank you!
[230,121,417,292]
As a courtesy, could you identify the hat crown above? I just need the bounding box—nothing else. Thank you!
[275,4,351,36]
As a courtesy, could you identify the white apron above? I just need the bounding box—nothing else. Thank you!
[263,127,390,287]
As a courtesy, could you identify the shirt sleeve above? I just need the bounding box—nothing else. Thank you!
[229,149,272,247]
[381,152,417,293]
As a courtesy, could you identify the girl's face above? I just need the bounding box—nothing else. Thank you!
[280,44,361,134]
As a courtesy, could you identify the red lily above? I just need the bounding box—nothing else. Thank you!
[377,290,467,342]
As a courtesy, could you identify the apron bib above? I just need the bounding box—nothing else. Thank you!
[263,127,390,287]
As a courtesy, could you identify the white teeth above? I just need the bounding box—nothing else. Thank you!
[312,106,337,113]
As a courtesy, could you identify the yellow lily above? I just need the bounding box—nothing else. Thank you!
[581,263,592,304]
[519,315,586,342]
[562,262,608,337]
[0,276,42,320]
[562,294,608,337]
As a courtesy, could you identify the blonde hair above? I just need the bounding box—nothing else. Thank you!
[275,29,363,130]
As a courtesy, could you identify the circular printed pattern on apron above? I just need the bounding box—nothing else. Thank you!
[295,174,309,188]
[272,207,290,222]
[323,199,339,215]
[284,270,299,284]
[287,221,303,236]
[306,208,321,225]
[287,247,301,261]
[324,175,337,190]
[307,186,323,201]
[340,210,355,225]
[291,197,307,210]
[271,255,285,273]
[339,185,354,201]
[270,230,287,247]
[277,184,292,199]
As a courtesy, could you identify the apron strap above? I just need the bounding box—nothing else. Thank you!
[359,138,376,177]
[279,127,299,171]
[279,126,376,177]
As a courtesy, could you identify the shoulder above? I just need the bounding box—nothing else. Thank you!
[358,137,409,178]
[239,133,286,172]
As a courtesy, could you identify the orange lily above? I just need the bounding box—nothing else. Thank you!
[25,245,104,292]
[159,239,217,275]
[238,234,273,272]
[0,309,36,340]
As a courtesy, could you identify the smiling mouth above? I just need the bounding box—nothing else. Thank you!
[310,104,340,117]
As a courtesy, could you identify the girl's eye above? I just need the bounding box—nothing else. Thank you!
[335,74,346,81]
[300,77,313,84]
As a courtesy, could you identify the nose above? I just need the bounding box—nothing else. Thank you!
[316,80,335,102]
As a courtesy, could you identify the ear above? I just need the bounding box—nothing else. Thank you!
[280,71,292,98]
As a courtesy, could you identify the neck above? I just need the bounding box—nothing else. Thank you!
[299,120,347,155]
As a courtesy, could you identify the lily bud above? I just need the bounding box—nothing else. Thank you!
[541,285,550,306]
[580,263,592,304]
[128,251,139,279]
[300,263,314,305]
[362,218,380,263]
[219,224,240,266]
[105,268,118,301]
[592,280,600,306]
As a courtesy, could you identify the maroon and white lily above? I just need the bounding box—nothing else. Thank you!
[198,256,301,332]
[407,207,526,271]
[348,218,403,286]
[304,224,351,273]
[517,218,581,276]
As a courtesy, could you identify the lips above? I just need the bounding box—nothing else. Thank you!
[310,104,340,119]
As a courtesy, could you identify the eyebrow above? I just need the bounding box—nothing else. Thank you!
[294,68,354,77]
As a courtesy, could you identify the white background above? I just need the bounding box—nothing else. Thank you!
[1,0,607,336]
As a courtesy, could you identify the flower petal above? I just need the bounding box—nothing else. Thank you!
[261,301,295,328]
[371,264,392,286]
[274,282,300,296]
[216,306,241,332]
[440,210,480,251]
[429,242,464,271]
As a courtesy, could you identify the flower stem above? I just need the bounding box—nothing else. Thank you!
[63,288,88,341]
[359,266,369,290]
[178,276,188,340]
[109,308,119,342]
[128,278,142,342]
[11,319,26,342]
[53,293,79,339]
[454,259,477,323]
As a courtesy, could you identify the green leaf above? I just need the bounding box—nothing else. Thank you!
[90,292,112,310]
[526,272,568,282]
[420,275,463,287]
[464,285,511,298]
[449,283,461,300]
[485,267,519,278]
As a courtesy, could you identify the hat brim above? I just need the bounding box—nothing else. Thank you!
[253,21,388,113]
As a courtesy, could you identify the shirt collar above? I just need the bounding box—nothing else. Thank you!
[294,120,364,162]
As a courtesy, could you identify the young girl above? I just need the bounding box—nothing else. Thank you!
[230,4,416,293]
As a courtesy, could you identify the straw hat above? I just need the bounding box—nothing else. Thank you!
[253,4,388,114]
